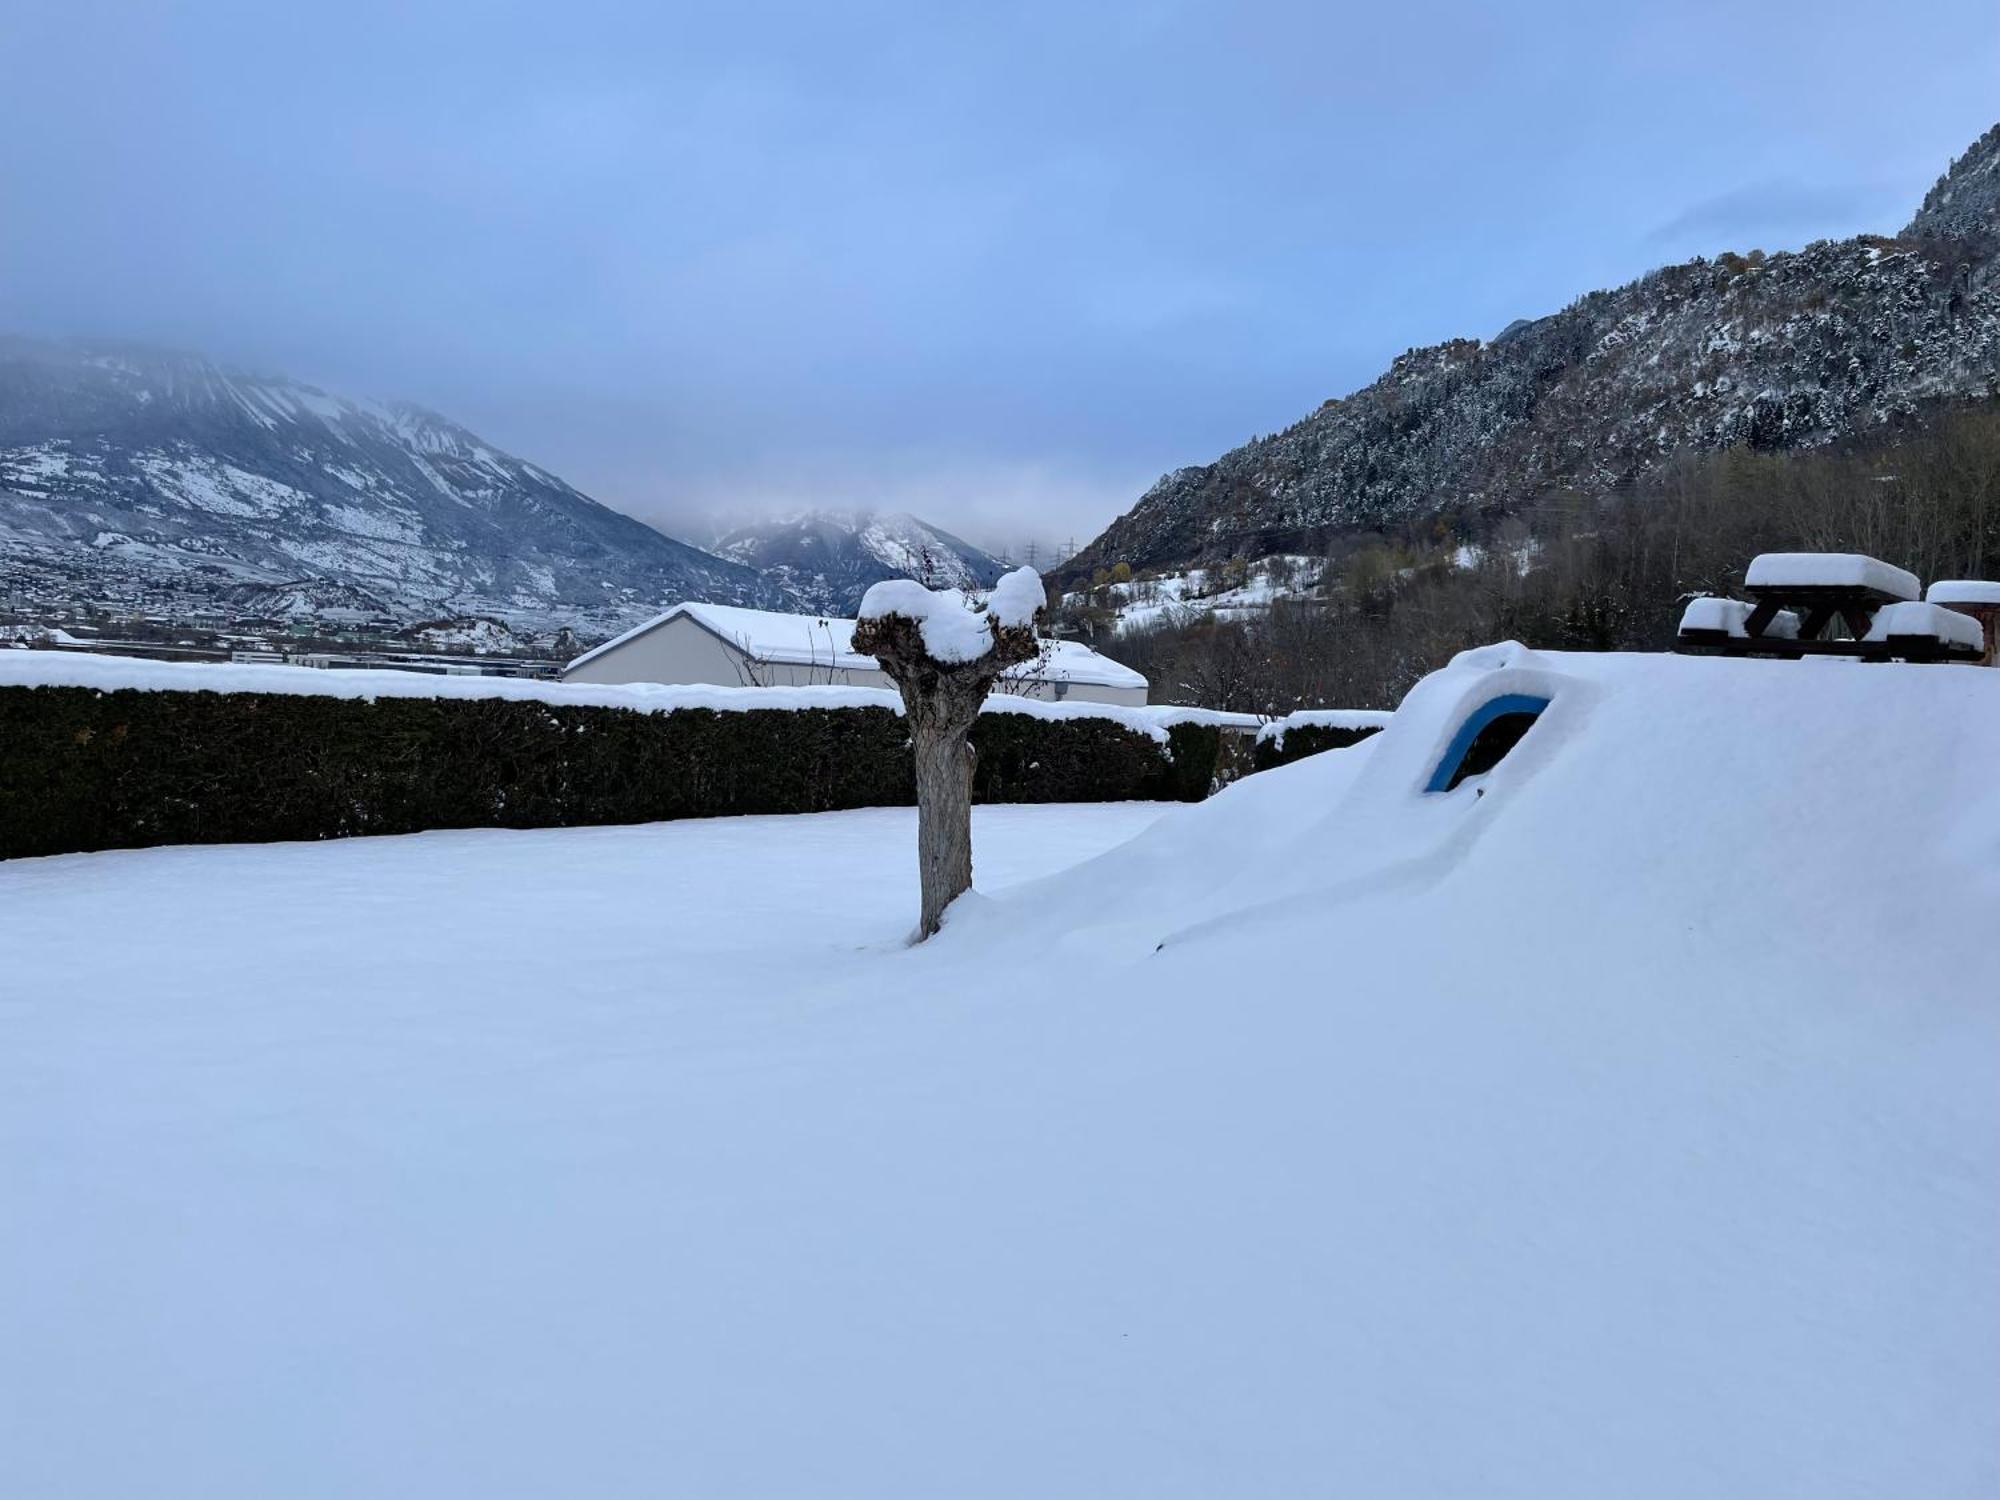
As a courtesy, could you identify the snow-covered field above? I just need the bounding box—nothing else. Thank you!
[4,644,1997,1498]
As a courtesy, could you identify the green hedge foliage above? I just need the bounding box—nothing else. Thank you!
[1249,722,1384,774]
[0,686,1225,860]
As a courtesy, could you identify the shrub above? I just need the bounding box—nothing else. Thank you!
[1250,722,1384,773]
[0,686,1230,860]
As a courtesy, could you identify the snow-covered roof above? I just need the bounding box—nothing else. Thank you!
[1745,553,1920,600]
[1026,638,1148,690]
[566,600,1147,690]
[588,602,881,673]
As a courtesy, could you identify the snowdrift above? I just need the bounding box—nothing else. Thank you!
[963,642,1999,976]
[925,643,2000,1496]
[4,643,1994,1498]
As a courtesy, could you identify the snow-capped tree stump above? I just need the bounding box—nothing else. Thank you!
[853,567,1047,940]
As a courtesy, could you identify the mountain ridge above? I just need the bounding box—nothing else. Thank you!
[708,508,1005,615]
[1062,124,2000,585]
[0,336,790,634]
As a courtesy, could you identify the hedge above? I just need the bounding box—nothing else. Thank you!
[0,685,1228,860]
[1249,721,1384,773]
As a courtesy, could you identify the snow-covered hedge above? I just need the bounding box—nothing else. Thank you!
[0,652,1240,859]
[1250,708,1393,771]
[0,650,1210,742]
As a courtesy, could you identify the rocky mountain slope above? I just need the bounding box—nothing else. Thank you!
[709,509,1005,614]
[1064,123,2000,583]
[0,338,784,632]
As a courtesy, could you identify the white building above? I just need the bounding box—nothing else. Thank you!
[563,601,1149,706]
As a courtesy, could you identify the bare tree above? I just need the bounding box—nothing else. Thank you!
[853,570,1044,940]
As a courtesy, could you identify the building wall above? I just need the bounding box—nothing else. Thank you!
[565,614,1147,704]
[992,679,1148,707]
[564,615,897,690]
[563,615,755,687]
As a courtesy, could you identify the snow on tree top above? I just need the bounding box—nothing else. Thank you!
[857,572,1037,665]
[986,566,1047,628]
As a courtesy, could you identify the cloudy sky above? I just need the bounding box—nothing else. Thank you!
[2,0,1994,554]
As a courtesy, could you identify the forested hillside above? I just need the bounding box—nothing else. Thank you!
[1083,398,2000,711]
[1062,125,2000,711]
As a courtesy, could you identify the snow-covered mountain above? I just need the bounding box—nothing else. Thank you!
[0,338,785,633]
[1063,122,2000,584]
[709,509,1006,614]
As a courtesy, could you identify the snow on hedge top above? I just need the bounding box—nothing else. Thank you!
[986,565,1046,628]
[856,579,1014,663]
[0,649,1177,737]
[1254,707,1395,745]
[1864,601,1987,650]
[1927,579,2000,605]
[0,648,905,714]
[1745,552,1920,599]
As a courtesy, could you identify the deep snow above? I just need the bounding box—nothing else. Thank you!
[3,644,1997,1499]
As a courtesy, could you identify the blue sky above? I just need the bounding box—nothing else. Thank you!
[2,0,1995,551]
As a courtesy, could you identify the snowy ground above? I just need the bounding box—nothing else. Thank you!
[5,645,1998,1498]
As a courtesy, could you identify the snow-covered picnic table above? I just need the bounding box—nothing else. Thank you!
[1676,553,1985,663]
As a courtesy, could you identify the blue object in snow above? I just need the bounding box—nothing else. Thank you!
[1423,693,1552,793]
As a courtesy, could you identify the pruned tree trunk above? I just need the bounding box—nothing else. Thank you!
[911,718,976,938]
[852,570,1046,941]
[894,659,994,938]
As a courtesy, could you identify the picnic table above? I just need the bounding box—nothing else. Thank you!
[1674,553,1986,664]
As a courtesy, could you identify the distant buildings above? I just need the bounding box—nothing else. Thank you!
[563,602,1150,706]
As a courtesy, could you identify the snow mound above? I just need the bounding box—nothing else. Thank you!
[931,645,2000,1490]
[1866,600,1986,649]
[1678,595,1800,639]
[1745,551,1921,599]
[856,564,1044,661]
[1927,578,2000,606]
[1253,706,1395,745]
[1680,595,1754,635]
[986,565,1046,628]
[856,579,1006,663]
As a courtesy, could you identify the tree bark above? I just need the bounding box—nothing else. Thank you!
[911,719,975,939]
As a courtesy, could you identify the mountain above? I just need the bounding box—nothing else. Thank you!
[708,509,1006,614]
[1063,124,2000,584]
[0,338,784,633]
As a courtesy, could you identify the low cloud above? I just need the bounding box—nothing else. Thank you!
[1644,178,1897,250]
[618,452,1146,562]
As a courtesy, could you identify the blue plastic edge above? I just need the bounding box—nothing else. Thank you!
[1422,692,1553,794]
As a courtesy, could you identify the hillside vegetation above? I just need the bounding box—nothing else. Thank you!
[1079,397,2000,711]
